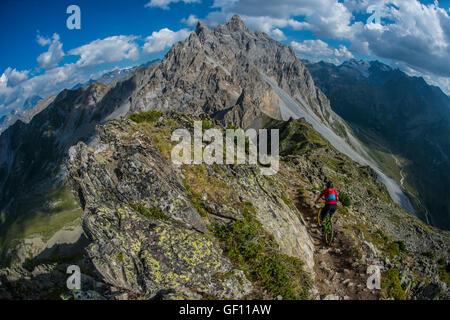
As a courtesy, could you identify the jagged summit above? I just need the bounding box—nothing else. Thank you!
[195,20,209,35]
[226,14,250,32]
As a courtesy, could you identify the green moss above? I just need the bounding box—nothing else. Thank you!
[130,203,169,221]
[129,110,162,123]
[209,202,311,300]
[381,269,406,300]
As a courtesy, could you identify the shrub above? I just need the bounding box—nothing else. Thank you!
[202,119,212,130]
[381,269,406,300]
[385,242,400,257]
[395,240,406,252]
[422,250,435,260]
[438,265,450,283]
[340,193,351,207]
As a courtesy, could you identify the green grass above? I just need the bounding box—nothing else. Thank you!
[129,110,162,123]
[280,192,293,207]
[130,203,169,221]
[209,202,311,300]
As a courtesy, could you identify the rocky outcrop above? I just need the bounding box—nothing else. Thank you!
[65,113,316,299]
[66,119,243,298]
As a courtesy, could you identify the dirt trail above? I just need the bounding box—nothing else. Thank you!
[287,187,380,300]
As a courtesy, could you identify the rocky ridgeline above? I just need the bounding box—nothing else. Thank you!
[63,113,316,299]
[1,111,448,300]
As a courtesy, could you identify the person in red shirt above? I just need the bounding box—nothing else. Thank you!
[315,181,339,225]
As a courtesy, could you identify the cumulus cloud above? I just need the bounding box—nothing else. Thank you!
[291,39,354,63]
[36,33,51,46]
[1,27,193,111]
[69,35,140,67]
[181,14,199,27]
[352,0,450,78]
[0,68,29,88]
[206,0,357,39]
[143,28,191,54]
[36,33,65,69]
[145,0,200,10]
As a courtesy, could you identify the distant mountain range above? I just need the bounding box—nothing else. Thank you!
[0,60,160,134]
[304,59,450,230]
[71,59,160,90]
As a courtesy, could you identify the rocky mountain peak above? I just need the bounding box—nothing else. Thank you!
[195,20,209,35]
[226,14,250,32]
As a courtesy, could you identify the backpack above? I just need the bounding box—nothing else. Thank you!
[326,188,337,201]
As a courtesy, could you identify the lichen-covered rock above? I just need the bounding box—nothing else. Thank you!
[66,120,253,298]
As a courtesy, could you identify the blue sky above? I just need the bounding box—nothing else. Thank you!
[1,0,449,115]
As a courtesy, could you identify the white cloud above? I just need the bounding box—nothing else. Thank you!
[69,35,140,67]
[0,68,29,88]
[37,33,65,70]
[206,0,357,39]
[1,28,193,111]
[352,0,450,78]
[36,33,51,46]
[143,28,191,54]
[291,39,354,63]
[181,14,199,27]
[145,0,200,10]
[271,28,287,41]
